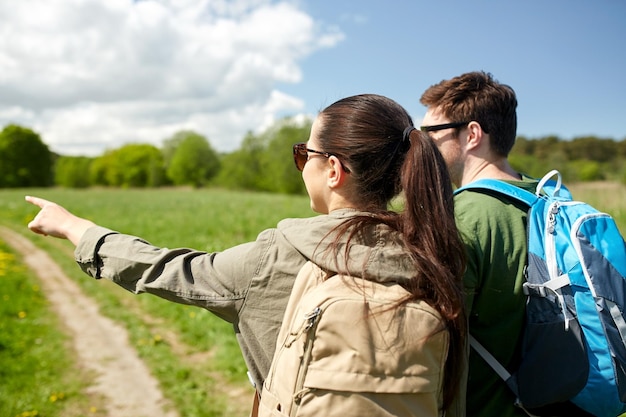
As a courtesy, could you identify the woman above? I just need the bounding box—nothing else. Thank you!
[26,94,466,415]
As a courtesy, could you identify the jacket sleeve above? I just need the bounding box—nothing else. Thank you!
[74,225,275,324]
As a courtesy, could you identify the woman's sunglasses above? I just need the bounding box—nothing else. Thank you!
[292,143,350,173]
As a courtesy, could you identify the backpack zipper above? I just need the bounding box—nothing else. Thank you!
[545,201,572,330]
[290,306,322,417]
[545,200,559,275]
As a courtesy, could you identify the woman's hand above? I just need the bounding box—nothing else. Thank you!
[26,196,96,245]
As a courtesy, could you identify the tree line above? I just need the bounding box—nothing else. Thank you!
[0,119,310,193]
[511,135,626,183]
[1,121,625,192]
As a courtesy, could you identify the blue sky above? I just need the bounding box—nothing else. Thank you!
[288,0,626,140]
[1,0,624,156]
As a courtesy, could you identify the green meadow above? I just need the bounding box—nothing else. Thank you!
[0,187,313,417]
[0,184,625,417]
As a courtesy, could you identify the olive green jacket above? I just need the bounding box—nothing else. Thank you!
[74,209,421,393]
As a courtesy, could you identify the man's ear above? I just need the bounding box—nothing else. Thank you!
[465,120,484,151]
[326,156,347,189]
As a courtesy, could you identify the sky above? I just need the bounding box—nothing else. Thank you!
[1,0,625,157]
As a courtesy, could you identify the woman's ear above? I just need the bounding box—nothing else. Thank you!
[326,156,348,189]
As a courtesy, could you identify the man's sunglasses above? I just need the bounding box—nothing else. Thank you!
[292,143,350,172]
[420,121,469,132]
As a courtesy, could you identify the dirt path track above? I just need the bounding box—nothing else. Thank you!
[0,226,179,417]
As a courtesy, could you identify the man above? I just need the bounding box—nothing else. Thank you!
[419,71,590,417]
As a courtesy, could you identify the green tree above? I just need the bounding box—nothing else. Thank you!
[533,135,565,162]
[55,156,93,188]
[89,144,165,187]
[166,131,220,187]
[215,118,311,194]
[565,136,617,163]
[117,143,165,187]
[258,119,311,194]
[0,124,53,187]
[511,136,536,156]
[215,132,265,190]
[575,160,604,181]
[89,151,118,186]
[617,139,626,158]
[510,135,626,182]
[160,132,187,186]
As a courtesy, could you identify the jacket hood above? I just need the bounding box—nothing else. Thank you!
[277,209,416,284]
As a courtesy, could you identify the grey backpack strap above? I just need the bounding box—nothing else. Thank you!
[469,335,539,417]
[469,334,513,384]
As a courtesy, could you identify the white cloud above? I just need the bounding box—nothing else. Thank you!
[0,0,344,155]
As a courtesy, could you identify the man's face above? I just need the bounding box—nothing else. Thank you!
[421,107,466,186]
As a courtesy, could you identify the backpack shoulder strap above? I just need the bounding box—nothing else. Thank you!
[454,170,573,206]
[455,178,538,207]
[469,335,516,391]
[469,336,538,417]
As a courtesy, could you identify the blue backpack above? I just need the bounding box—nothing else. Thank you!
[456,170,626,417]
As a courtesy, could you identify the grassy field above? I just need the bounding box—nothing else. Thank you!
[568,181,626,230]
[0,183,625,417]
[0,187,313,417]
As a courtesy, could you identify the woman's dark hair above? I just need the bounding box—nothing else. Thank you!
[317,94,467,411]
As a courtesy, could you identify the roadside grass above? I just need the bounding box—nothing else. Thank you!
[0,238,105,417]
[568,181,626,232]
[0,187,313,417]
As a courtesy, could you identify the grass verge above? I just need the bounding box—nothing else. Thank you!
[0,238,105,417]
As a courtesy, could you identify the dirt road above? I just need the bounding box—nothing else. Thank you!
[0,226,179,417]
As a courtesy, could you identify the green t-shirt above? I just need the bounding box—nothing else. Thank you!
[455,178,538,417]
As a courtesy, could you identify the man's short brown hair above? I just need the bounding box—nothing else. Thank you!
[420,71,518,157]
